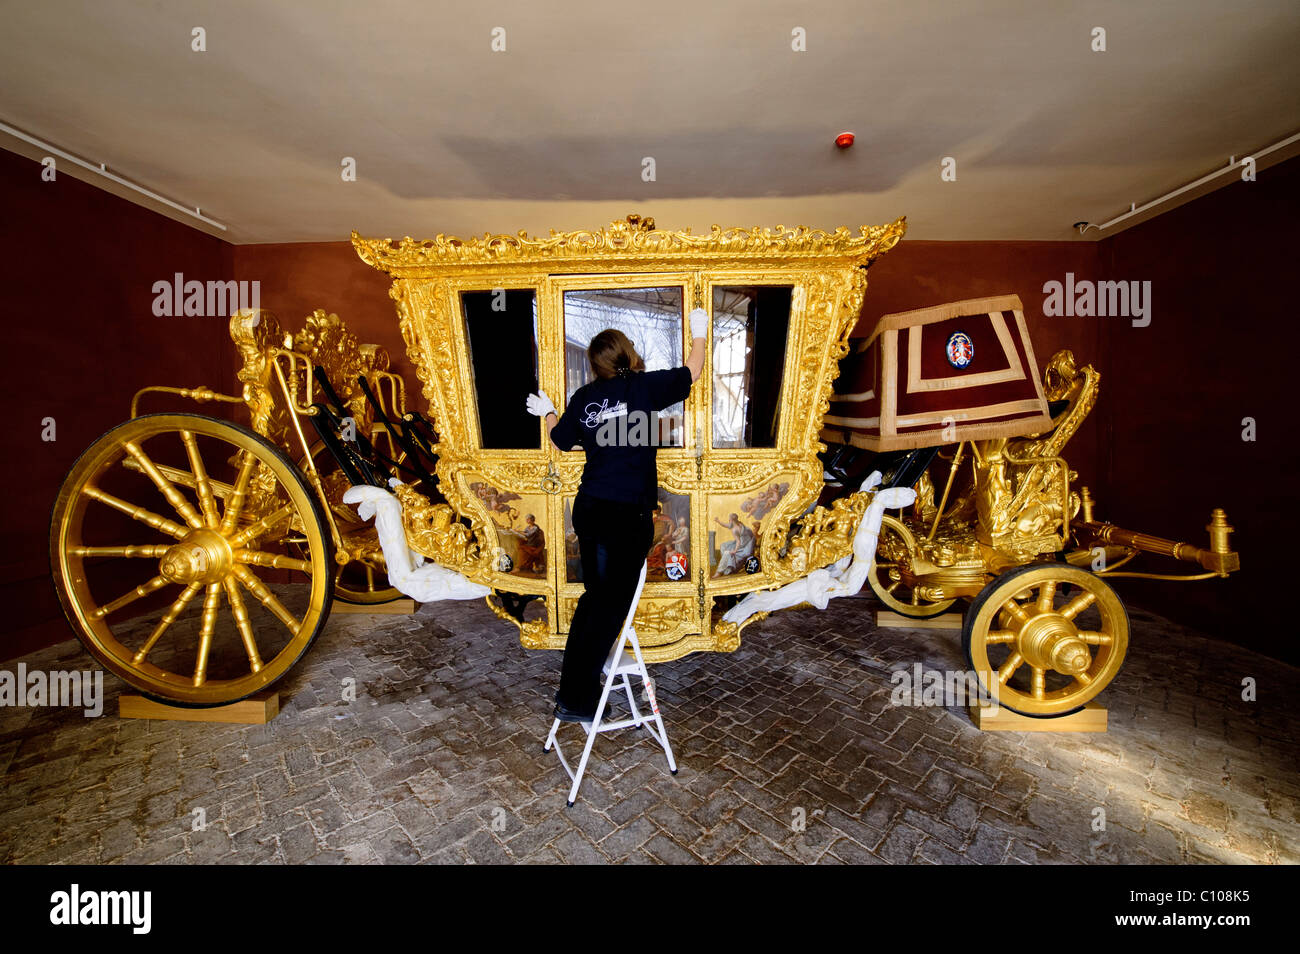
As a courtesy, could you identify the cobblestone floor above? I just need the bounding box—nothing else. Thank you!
[2,590,1297,864]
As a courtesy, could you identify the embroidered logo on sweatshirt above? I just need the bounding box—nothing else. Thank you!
[581,399,627,429]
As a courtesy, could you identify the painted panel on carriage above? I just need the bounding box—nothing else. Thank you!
[707,482,790,578]
[469,481,547,577]
[563,489,690,584]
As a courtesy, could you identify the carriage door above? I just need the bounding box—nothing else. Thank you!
[698,277,799,608]
[547,274,709,658]
[452,281,553,624]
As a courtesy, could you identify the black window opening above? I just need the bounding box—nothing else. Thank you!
[462,289,540,449]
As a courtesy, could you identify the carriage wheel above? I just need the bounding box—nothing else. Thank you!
[868,515,956,619]
[297,441,401,605]
[333,552,401,605]
[50,413,335,706]
[963,563,1128,717]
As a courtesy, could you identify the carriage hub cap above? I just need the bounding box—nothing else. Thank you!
[1018,614,1090,675]
[160,530,233,585]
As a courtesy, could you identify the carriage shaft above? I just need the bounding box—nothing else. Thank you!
[1073,514,1239,576]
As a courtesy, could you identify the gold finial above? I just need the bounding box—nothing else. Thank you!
[1207,508,1234,555]
[1079,486,1095,523]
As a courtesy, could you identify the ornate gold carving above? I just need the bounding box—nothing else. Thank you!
[630,599,694,639]
[392,482,490,577]
[967,351,1097,561]
[484,595,551,648]
[712,618,744,652]
[778,491,873,578]
[354,215,906,274]
[230,308,392,457]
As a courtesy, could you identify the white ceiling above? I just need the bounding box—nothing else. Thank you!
[2,0,1297,244]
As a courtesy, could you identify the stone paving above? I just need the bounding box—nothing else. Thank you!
[2,589,1297,864]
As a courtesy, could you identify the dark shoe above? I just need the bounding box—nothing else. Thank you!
[554,701,597,724]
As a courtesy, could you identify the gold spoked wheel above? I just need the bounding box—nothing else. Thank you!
[297,441,401,605]
[49,413,335,706]
[869,515,957,619]
[963,563,1129,717]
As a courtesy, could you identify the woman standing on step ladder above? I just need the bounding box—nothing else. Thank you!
[526,308,708,723]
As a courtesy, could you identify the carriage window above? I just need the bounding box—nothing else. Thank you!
[562,287,685,447]
[712,286,792,448]
[462,289,539,449]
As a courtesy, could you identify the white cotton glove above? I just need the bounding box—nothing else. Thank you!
[689,307,708,340]
[525,390,556,418]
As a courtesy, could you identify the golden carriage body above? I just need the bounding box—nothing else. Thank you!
[350,214,910,661]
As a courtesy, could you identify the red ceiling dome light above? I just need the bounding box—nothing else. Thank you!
[835,131,855,149]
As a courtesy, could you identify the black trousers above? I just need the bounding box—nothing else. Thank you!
[557,491,655,713]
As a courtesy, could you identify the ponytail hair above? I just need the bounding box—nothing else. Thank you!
[588,328,645,380]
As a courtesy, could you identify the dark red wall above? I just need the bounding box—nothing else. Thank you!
[1093,157,1298,662]
[1,147,236,659]
[231,242,413,386]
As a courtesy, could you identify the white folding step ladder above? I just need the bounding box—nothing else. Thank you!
[544,559,678,807]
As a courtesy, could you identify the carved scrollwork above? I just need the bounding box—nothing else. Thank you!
[392,482,492,577]
[774,491,873,579]
[354,215,906,274]
[484,596,551,648]
[557,595,696,649]
[972,350,1097,558]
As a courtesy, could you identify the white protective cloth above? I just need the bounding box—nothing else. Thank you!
[341,484,492,602]
[721,471,917,626]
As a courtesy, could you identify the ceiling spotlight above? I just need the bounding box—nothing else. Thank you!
[835,132,855,149]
